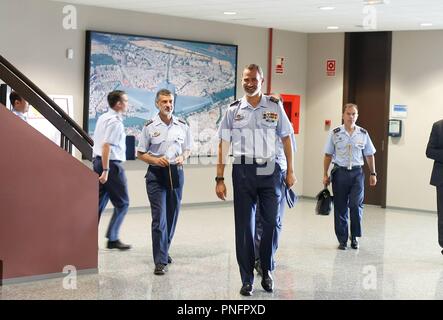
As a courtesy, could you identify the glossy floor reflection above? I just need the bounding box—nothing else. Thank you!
[1,199,443,300]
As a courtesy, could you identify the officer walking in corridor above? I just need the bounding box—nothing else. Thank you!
[215,64,296,296]
[323,103,377,250]
[93,90,131,250]
[137,89,192,276]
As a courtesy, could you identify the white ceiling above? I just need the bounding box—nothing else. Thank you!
[53,0,443,33]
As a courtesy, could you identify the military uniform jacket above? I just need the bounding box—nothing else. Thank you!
[324,124,376,168]
[137,114,192,165]
[92,108,126,161]
[217,95,294,168]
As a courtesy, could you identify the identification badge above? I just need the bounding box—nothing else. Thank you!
[152,131,161,137]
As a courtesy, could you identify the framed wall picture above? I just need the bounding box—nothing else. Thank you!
[84,30,238,157]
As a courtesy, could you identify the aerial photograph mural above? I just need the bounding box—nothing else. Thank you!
[84,31,238,157]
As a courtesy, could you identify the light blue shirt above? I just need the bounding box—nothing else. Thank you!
[324,124,376,168]
[92,109,126,161]
[276,133,297,172]
[12,110,28,122]
[137,114,192,165]
[217,95,294,168]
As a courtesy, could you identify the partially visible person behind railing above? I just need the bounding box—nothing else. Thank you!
[9,91,29,122]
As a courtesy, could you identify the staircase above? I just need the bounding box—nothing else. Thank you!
[0,55,98,284]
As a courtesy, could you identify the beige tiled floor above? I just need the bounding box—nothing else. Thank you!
[1,199,443,299]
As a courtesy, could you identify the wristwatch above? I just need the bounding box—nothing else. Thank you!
[215,176,225,182]
[370,172,377,176]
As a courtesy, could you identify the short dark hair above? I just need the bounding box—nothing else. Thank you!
[107,90,126,109]
[9,91,22,107]
[243,64,264,79]
[343,103,358,113]
[155,89,173,103]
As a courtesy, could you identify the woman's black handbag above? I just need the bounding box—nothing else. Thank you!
[315,188,333,215]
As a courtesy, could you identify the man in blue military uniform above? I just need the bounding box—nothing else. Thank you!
[93,90,131,250]
[215,64,296,296]
[254,132,297,276]
[323,103,377,250]
[137,89,192,275]
[9,91,29,122]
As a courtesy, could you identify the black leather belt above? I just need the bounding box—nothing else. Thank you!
[333,164,362,171]
[234,156,274,165]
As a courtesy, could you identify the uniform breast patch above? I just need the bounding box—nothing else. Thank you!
[151,131,161,137]
[262,112,278,122]
[234,113,245,121]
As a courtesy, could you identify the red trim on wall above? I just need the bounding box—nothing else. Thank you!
[267,28,273,94]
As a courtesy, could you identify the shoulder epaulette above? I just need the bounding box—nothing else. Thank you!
[230,100,240,107]
[269,96,280,104]
[333,127,341,133]
[178,118,187,125]
[359,128,367,134]
[144,119,154,126]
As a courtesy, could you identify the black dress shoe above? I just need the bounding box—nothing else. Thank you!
[338,242,347,250]
[240,283,253,296]
[154,264,168,275]
[168,255,173,264]
[107,240,131,250]
[261,271,274,292]
[254,259,263,277]
[351,238,359,249]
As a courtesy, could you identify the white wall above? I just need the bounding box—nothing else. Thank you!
[303,33,345,197]
[0,0,307,207]
[387,31,443,211]
[271,29,308,195]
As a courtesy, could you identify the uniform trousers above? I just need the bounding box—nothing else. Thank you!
[331,166,364,244]
[93,157,129,241]
[232,160,283,285]
[146,165,184,265]
[254,170,287,271]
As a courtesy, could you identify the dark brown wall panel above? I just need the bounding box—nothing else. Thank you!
[343,32,391,207]
[0,106,98,280]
